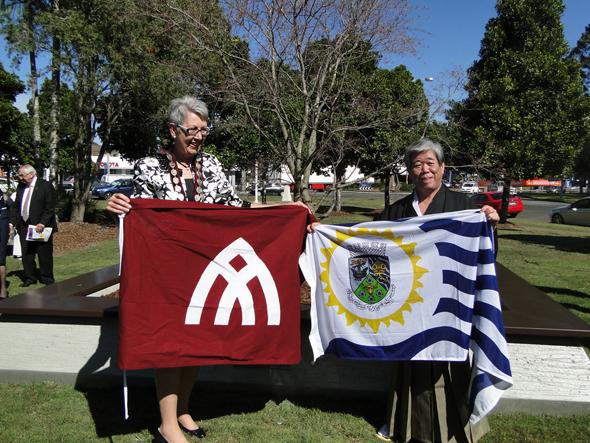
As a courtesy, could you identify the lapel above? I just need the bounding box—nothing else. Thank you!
[424,186,447,215]
[16,185,25,206]
[28,178,42,207]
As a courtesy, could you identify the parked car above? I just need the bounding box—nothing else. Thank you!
[550,197,590,227]
[91,178,134,199]
[460,181,479,194]
[471,192,524,218]
[249,182,283,196]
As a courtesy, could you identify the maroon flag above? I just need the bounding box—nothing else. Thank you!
[118,199,309,370]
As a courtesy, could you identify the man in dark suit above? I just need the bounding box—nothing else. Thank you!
[9,164,57,286]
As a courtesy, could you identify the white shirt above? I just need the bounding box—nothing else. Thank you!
[21,176,37,220]
[411,192,423,216]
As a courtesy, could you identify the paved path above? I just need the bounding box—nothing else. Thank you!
[497,343,590,414]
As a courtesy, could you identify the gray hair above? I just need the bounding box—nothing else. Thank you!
[168,96,209,125]
[404,138,445,168]
[19,164,37,176]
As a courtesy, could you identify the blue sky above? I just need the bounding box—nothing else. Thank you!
[387,0,589,103]
[1,0,589,111]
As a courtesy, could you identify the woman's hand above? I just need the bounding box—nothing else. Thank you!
[106,193,132,214]
[480,205,499,228]
[307,222,320,233]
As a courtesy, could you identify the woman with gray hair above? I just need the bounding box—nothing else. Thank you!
[374,138,498,442]
[109,96,224,443]
[108,96,314,443]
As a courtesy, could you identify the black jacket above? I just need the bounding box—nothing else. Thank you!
[375,185,474,221]
[10,178,58,231]
[0,190,10,221]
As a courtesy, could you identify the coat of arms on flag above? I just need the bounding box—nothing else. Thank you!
[299,209,512,422]
[349,254,390,305]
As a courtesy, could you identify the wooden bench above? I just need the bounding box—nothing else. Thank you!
[0,265,119,318]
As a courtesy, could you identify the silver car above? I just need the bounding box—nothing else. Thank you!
[550,197,590,226]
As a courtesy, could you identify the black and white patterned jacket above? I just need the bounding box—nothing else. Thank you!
[132,152,244,207]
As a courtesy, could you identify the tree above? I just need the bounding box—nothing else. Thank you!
[1,0,47,164]
[451,0,590,222]
[37,78,77,177]
[574,138,590,194]
[570,24,590,94]
[34,0,190,221]
[148,0,415,202]
[357,65,428,207]
[0,61,27,177]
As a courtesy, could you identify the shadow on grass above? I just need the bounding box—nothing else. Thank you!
[537,286,590,299]
[80,385,386,439]
[499,234,590,254]
[560,303,590,315]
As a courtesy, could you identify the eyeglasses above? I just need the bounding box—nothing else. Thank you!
[176,124,210,137]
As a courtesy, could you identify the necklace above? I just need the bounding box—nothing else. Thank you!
[164,151,203,201]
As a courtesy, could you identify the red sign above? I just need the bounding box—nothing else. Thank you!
[511,179,561,187]
[99,161,120,168]
[118,199,310,370]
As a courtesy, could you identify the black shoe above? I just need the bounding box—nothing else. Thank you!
[21,280,37,287]
[179,422,207,438]
[40,279,55,285]
[152,428,168,443]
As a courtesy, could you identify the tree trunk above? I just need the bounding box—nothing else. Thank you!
[333,172,342,212]
[383,173,391,207]
[26,0,41,165]
[71,64,92,224]
[70,200,86,223]
[48,8,60,185]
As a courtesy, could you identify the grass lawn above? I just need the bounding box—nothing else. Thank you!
[496,219,590,324]
[1,195,589,442]
[0,381,588,443]
[5,238,119,297]
[519,191,588,204]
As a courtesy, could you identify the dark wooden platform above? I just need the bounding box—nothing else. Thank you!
[0,263,589,344]
[497,263,590,342]
[0,265,119,318]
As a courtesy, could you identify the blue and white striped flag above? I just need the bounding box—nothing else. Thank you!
[299,209,512,423]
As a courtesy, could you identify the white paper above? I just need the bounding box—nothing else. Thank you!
[26,225,53,242]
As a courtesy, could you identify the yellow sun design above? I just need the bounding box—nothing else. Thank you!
[319,227,427,333]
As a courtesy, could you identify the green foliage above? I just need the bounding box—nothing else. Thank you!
[358,65,428,175]
[570,24,590,94]
[0,61,28,168]
[452,0,590,181]
[37,79,77,173]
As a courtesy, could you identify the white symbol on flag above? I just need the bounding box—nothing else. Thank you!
[184,237,280,326]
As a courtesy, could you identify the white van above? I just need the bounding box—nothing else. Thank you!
[460,181,479,193]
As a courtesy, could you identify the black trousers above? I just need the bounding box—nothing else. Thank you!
[18,225,54,283]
